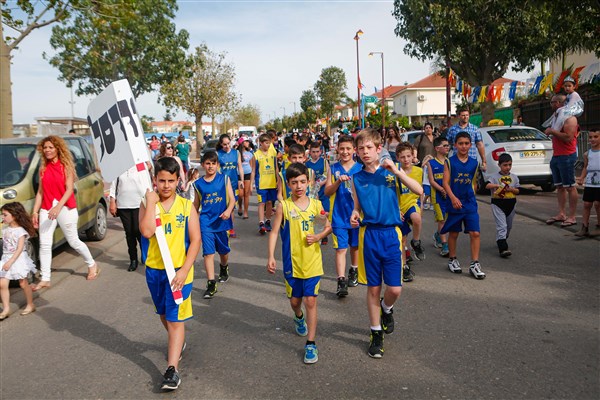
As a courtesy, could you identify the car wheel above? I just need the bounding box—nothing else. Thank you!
[540,182,556,192]
[476,169,489,195]
[86,203,107,241]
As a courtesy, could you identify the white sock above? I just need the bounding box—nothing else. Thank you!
[370,325,382,331]
[381,299,393,314]
[350,265,357,270]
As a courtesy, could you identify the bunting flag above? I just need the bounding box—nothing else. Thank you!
[538,73,555,94]
[478,86,488,103]
[493,85,503,102]
[471,86,481,103]
[486,85,495,102]
[374,86,378,94]
[529,76,543,95]
[508,81,518,100]
[358,75,365,91]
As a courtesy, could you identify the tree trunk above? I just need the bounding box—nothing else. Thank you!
[1,23,14,138]
[479,100,495,127]
[195,115,204,159]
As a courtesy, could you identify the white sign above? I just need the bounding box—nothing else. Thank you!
[87,79,149,182]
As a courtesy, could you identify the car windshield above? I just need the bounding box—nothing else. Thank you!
[0,144,37,188]
[205,140,218,149]
[486,128,549,143]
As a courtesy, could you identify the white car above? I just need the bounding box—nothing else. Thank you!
[476,125,554,193]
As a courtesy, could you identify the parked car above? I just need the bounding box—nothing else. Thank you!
[200,139,219,158]
[401,130,423,144]
[0,135,108,263]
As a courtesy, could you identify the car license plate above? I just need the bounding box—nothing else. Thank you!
[520,150,545,158]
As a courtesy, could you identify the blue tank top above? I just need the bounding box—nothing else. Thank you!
[428,157,446,206]
[193,173,233,232]
[241,150,253,175]
[218,149,239,190]
[447,154,478,214]
[305,157,328,200]
[329,161,362,228]
[353,167,403,227]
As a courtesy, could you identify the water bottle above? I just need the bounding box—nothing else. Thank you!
[309,175,327,199]
[379,148,392,164]
[313,210,327,234]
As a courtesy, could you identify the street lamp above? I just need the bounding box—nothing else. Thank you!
[369,51,385,134]
[281,106,286,118]
[354,29,363,128]
[290,101,296,114]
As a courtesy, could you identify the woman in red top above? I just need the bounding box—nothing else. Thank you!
[30,136,99,291]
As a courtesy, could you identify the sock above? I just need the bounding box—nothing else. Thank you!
[295,312,304,320]
[259,220,264,225]
[350,266,357,271]
[370,325,382,331]
[220,264,228,269]
[380,299,393,314]
[338,276,345,280]
[266,219,271,224]
[306,340,316,346]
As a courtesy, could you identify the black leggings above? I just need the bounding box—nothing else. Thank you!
[117,208,141,262]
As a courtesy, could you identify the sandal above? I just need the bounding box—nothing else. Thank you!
[560,220,577,227]
[546,216,566,225]
[87,265,101,281]
[31,281,51,292]
[0,312,9,320]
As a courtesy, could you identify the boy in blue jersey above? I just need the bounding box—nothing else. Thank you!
[324,135,362,297]
[139,157,201,391]
[441,132,485,279]
[350,128,423,358]
[426,136,450,256]
[193,151,236,298]
[267,163,332,364]
[216,134,244,238]
[305,142,331,245]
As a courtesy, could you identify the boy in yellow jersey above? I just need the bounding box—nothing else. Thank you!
[267,163,332,364]
[277,144,314,202]
[396,143,425,282]
[251,134,279,234]
[139,157,201,391]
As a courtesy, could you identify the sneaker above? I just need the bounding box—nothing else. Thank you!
[259,222,267,235]
[440,243,449,257]
[433,232,442,248]
[303,344,318,364]
[368,330,384,358]
[294,314,308,336]
[469,261,486,280]
[265,219,272,232]
[411,239,425,260]
[336,277,349,297]
[161,366,181,391]
[348,268,359,287]
[402,265,415,282]
[203,280,217,299]
[380,301,394,334]
[229,229,237,238]
[448,258,462,273]
[179,341,187,361]
[321,236,328,245]
[218,265,229,282]
[500,249,512,258]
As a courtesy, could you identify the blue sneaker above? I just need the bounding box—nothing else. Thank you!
[433,232,442,248]
[265,219,272,232]
[294,314,308,336]
[304,344,318,364]
[440,242,449,257]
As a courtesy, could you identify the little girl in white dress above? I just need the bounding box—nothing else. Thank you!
[1,202,37,319]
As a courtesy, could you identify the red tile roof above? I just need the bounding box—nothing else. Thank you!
[371,85,407,98]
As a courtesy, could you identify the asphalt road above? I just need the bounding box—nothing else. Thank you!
[1,194,598,399]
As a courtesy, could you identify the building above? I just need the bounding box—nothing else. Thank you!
[34,117,89,136]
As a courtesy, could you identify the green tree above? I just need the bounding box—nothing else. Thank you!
[160,44,239,156]
[140,115,154,132]
[233,104,261,127]
[314,67,347,129]
[1,1,74,138]
[45,0,189,98]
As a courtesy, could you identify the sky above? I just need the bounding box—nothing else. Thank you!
[8,0,534,126]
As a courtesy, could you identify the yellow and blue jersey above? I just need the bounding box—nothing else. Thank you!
[446,155,479,214]
[194,173,233,232]
[218,149,240,192]
[329,161,362,228]
[399,165,423,214]
[429,157,446,205]
[353,167,403,227]
[254,149,278,190]
[280,198,324,279]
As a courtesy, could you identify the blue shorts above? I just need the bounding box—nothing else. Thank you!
[357,226,403,287]
[424,184,431,196]
[440,212,480,234]
[433,200,448,222]
[202,231,230,256]
[146,267,193,322]
[550,153,577,188]
[257,188,277,203]
[332,226,359,249]
[400,205,420,236]
[285,276,321,298]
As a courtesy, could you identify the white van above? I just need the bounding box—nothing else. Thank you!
[238,126,258,144]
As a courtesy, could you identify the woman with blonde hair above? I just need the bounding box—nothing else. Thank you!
[30,136,99,291]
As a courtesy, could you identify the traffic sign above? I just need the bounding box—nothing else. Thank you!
[363,96,377,103]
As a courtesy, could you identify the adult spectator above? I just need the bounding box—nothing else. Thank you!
[175,135,190,174]
[385,126,402,162]
[30,136,98,291]
[545,95,579,227]
[446,108,487,171]
[109,165,149,272]
[148,135,160,160]
[158,142,186,186]
[414,122,437,165]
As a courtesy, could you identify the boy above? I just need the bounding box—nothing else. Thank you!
[267,163,332,364]
[427,136,451,256]
[193,151,236,298]
[305,142,331,245]
[277,144,312,201]
[251,134,279,235]
[139,157,201,391]
[325,135,362,296]
[280,136,296,171]
[485,153,520,256]
[441,131,485,279]
[350,128,422,358]
[575,128,600,237]
[396,143,426,268]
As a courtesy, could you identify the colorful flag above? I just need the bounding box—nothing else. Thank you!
[508,81,517,100]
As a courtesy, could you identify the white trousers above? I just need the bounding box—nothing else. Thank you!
[39,206,95,281]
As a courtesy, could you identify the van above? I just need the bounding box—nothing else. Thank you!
[238,126,258,142]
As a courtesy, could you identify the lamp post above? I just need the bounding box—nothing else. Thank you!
[369,51,385,135]
[354,29,363,128]
[290,101,296,114]
[281,106,286,118]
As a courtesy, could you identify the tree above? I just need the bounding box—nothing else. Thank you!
[160,44,239,156]
[45,0,189,98]
[1,1,74,137]
[140,115,154,132]
[233,104,261,127]
[314,67,347,128]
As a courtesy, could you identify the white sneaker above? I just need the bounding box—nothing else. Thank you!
[448,258,462,273]
[469,261,486,280]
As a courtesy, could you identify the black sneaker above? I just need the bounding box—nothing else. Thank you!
[368,330,384,358]
[259,222,267,235]
[380,301,395,335]
[203,280,217,299]
[402,265,415,282]
[265,219,272,232]
[321,236,328,245]
[411,239,425,260]
[336,277,349,297]
[161,366,181,390]
[218,264,229,282]
[348,267,359,287]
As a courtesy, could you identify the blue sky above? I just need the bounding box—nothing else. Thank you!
[9,0,532,125]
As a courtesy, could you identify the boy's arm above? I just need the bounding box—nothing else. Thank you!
[443,161,462,209]
[139,190,160,238]
[221,176,236,219]
[384,159,423,195]
[267,203,284,274]
[576,151,589,185]
[276,173,284,203]
[324,165,345,197]
[427,161,445,196]
[171,206,201,288]
[350,180,362,227]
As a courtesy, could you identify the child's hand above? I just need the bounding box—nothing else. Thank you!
[339,175,351,182]
[145,189,159,205]
[381,158,396,172]
[267,258,277,274]
[350,210,361,228]
[451,197,462,210]
[306,234,319,245]
[170,269,187,292]
[220,210,231,220]
[576,177,584,185]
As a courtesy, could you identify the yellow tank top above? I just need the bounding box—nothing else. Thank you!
[254,149,277,189]
[400,165,423,214]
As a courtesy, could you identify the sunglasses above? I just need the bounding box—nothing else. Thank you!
[166,146,173,149]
